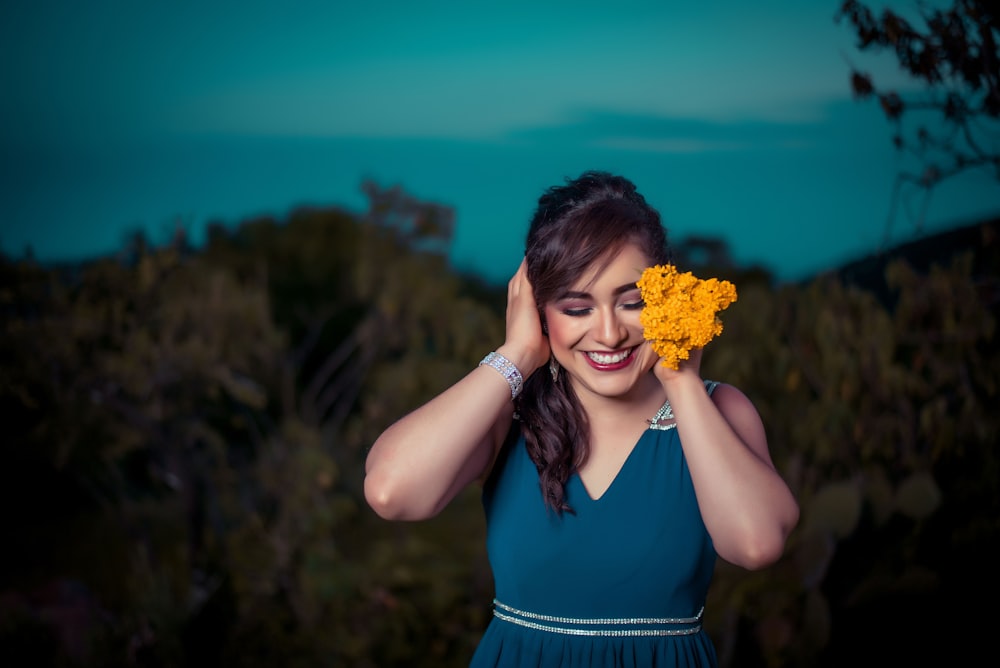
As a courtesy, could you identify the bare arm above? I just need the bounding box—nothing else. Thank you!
[364,363,517,520]
[655,348,800,570]
[364,260,549,521]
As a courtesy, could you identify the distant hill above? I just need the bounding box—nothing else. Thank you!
[830,217,999,308]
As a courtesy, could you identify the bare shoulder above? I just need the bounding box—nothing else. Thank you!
[708,382,772,462]
[708,382,758,415]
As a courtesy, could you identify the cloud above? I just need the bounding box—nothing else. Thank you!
[504,107,832,154]
[592,137,752,153]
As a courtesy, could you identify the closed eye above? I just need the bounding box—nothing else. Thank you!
[622,300,644,311]
[562,307,592,317]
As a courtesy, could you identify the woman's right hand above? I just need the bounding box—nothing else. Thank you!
[497,259,550,377]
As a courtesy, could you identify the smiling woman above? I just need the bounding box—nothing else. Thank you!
[364,170,800,667]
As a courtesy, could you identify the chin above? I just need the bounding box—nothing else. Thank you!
[584,376,645,398]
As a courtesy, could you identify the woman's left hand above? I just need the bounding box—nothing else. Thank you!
[651,346,703,385]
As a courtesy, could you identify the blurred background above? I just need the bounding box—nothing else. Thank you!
[2,0,997,280]
[1,1,997,666]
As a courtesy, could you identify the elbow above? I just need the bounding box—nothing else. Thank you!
[364,470,406,520]
[729,536,787,571]
[723,511,800,571]
[364,468,438,521]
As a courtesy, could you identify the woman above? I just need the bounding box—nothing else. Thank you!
[364,171,799,666]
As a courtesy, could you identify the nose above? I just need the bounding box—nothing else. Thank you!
[594,306,628,348]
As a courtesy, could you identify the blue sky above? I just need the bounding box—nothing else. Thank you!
[2,0,996,283]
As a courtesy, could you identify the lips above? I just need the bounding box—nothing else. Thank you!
[585,346,637,370]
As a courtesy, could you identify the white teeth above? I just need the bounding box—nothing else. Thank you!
[587,349,631,364]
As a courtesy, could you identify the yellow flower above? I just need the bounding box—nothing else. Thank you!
[637,264,738,369]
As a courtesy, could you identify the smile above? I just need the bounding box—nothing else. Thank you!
[585,347,636,369]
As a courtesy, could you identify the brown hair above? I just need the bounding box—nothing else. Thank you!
[517,171,670,513]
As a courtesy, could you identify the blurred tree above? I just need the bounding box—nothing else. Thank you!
[0,179,504,667]
[836,0,999,239]
[700,225,999,666]
[0,237,290,665]
[192,181,504,666]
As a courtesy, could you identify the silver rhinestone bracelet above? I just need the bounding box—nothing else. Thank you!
[479,351,523,399]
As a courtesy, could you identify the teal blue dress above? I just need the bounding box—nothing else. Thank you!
[470,383,720,667]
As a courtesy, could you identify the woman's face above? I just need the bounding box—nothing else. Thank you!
[542,243,659,401]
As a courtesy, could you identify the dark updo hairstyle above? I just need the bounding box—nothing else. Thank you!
[517,170,671,514]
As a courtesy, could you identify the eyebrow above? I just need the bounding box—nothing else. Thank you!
[557,282,641,300]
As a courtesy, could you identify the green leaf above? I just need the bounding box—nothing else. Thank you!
[803,479,863,539]
[894,471,942,519]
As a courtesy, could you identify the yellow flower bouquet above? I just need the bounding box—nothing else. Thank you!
[636,264,738,369]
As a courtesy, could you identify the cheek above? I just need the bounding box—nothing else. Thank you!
[635,340,660,373]
[621,310,644,331]
[543,312,582,351]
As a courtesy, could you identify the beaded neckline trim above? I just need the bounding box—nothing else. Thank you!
[647,380,719,431]
[492,599,703,637]
[648,400,676,430]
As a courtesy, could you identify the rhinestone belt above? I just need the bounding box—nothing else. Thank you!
[492,599,704,637]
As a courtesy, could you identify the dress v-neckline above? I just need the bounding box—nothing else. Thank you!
[573,422,660,502]
[571,398,675,503]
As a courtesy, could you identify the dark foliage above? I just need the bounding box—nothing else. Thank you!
[837,0,1000,240]
[1,177,997,666]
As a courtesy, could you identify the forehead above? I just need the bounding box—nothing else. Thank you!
[570,243,652,292]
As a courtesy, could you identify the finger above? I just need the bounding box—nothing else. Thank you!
[508,259,527,296]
